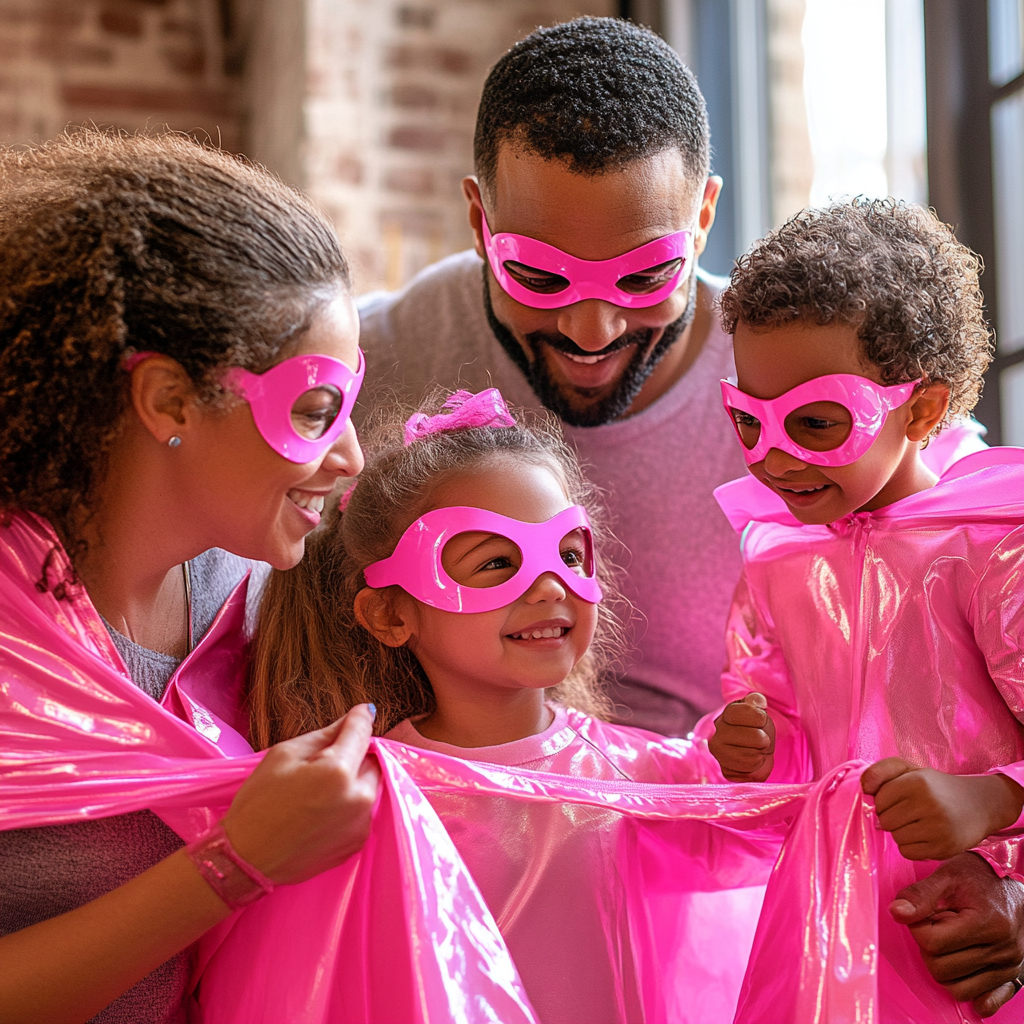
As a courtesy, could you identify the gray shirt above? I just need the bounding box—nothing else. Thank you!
[357,250,748,735]
[0,548,269,1024]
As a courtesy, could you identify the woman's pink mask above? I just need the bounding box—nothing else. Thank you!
[221,350,365,463]
[124,349,365,463]
[721,373,921,467]
[363,505,603,614]
[481,210,693,309]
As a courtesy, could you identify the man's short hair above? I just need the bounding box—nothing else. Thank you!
[474,17,710,197]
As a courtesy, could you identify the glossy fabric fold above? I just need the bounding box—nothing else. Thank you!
[710,447,1024,1020]
[0,510,958,1022]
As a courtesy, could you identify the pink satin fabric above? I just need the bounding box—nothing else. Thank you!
[710,446,1024,1021]
[0,509,968,1023]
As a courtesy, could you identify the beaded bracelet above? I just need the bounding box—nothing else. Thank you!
[185,822,275,910]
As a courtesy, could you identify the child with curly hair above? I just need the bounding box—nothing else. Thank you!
[708,198,1024,1019]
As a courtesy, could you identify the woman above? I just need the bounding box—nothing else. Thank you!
[0,132,378,1024]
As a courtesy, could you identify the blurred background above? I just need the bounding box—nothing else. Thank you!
[0,0,1020,441]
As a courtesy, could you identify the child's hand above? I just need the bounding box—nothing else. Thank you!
[862,758,1024,861]
[709,692,776,782]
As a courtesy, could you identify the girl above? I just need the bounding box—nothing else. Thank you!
[708,199,1024,1020]
[249,388,764,1024]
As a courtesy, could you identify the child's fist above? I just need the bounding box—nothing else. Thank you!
[709,692,776,782]
[861,758,1024,861]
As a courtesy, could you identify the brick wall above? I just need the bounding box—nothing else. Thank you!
[0,0,240,149]
[271,0,616,293]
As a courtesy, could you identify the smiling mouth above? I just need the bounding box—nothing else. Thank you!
[777,484,828,495]
[508,626,569,640]
[288,491,326,513]
[558,345,635,366]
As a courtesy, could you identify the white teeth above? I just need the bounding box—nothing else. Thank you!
[288,491,325,512]
[783,485,826,494]
[511,627,567,639]
[564,353,607,365]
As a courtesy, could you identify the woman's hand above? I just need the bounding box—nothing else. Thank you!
[862,758,1024,861]
[223,704,380,885]
[709,692,776,782]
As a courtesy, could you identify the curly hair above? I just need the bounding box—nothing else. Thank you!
[0,130,350,553]
[248,391,626,747]
[718,198,994,420]
[475,17,709,197]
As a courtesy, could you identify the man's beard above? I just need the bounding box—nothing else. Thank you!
[482,267,698,427]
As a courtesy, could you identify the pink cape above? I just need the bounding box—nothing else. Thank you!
[0,511,955,1023]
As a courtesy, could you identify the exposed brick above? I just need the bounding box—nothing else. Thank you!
[34,40,115,66]
[38,3,86,32]
[396,6,436,29]
[383,166,435,195]
[61,84,233,116]
[389,83,440,110]
[388,124,447,151]
[99,5,143,37]
[334,154,364,184]
[162,44,206,76]
[386,44,473,75]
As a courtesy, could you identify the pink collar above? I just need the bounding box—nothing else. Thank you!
[714,446,1024,534]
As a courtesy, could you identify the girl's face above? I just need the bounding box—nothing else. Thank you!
[390,458,599,696]
[732,320,948,525]
[178,294,364,569]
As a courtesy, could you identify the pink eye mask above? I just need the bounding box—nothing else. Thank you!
[222,350,365,463]
[481,210,693,310]
[363,505,603,614]
[124,348,365,463]
[721,373,921,467]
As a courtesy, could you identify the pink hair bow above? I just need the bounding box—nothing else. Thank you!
[403,389,515,446]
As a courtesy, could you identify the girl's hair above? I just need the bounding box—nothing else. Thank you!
[718,198,994,423]
[0,129,350,554]
[248,393,623,747]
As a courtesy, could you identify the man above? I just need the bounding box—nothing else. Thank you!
[360,17,741,740]
[358,17,1023,1013]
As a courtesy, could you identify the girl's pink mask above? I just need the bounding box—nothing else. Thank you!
[481,210,693,309]
[124,348,365,463]
[222,350,365,463]
[363,505,603,614]
[721,373,921,467]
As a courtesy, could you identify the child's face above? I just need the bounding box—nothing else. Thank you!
[396,458,599,696]
[732,320,946,525]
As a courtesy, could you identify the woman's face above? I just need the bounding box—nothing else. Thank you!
[184,294,364,569]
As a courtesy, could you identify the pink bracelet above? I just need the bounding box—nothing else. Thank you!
[185,822,275,910]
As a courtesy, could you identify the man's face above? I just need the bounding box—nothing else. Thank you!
[464,147,720,426]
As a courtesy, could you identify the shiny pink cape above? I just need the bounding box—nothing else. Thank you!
[711,447,1024,1023]
[0,512,938,1023]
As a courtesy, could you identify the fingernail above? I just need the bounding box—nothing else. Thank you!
[367,703,377,720]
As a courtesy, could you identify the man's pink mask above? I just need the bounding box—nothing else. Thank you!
[363,505,603,614]
[481,209,693,309]
[721,373,921,467]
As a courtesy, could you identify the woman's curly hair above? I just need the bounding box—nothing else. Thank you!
[0,130,350,551]
[718,198,994,421]
[248,391,628,746]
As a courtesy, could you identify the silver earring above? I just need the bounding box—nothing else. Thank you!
[168,436,182,448]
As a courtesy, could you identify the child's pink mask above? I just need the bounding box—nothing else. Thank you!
[124,349,365,463]
[720,373,921,467]
[363,505,603,614]
[481,210,693,309]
